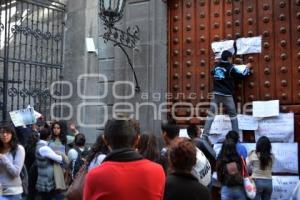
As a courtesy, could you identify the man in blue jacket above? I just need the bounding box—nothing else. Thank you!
[203,50,251,137]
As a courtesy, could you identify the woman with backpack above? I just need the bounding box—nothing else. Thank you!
[66,134,109,200]
[0,123,25,200]
[216,139,246,200]
[67,133,89,180]
[247,136,274,200]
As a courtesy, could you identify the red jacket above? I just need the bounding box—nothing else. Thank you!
[83,159,165,200]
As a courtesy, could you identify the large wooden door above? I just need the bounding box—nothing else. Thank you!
[168,0,300,143]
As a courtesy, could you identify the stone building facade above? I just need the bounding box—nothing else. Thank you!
[64,0,167,142]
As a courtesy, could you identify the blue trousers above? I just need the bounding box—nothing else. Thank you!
[254,178,273,200]
[1,194,22,200]
[221,186,246,200]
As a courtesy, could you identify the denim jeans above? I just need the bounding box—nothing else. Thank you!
[221,186,246,200]
[38,190,64,200]
[203,94,239,136]
[1,194,22,200]
[254,178,273,200]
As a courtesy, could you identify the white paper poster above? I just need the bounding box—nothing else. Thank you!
[9,106,36,127]
[209,114,258,133]
[208,131,243,145]
[211,40,235,58]
[237,114,258,130]
[86,37,96,52]
[208,133,228,145]
[255,113,294,142]
[271,176,299,200]
[233,64,248,75]
[271,143,298,173]
[214,143,298,173]
[209,115,232,134]
[34,110,42,119]
[236,36,262,55]
[252,100,279,118]
[179,129,190,138]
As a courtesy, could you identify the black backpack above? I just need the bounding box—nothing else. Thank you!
[12,147,29,195]
[71,147,89,179]
[223,161,243,186]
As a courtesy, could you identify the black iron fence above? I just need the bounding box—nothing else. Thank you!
[0,0,65,121]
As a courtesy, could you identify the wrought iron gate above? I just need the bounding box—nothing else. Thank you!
[0,0,65,121]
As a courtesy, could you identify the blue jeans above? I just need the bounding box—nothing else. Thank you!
[221,185,246,200]
[38,190,64,200]
[254,178,273,200]
[1,194,22,200]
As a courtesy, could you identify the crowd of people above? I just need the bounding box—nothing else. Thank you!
[0,50,299,200]
[1,115,291,200]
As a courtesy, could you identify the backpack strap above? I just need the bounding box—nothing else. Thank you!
[11,145,19,160]
[83,146,89,153]
[241,156,248,177]
[72,147,81,158]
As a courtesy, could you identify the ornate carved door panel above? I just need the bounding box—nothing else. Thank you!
[168,0,300,142]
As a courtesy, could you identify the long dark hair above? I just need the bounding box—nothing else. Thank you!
[25,130,39,150]
[50,121,67,145]
[137,133,160,162]
[256,136,273,170]
[226,131,240,144]
[217,139,240,162]
[0,123,19,153]
[216,139,243,185]
[86,134,109,165]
